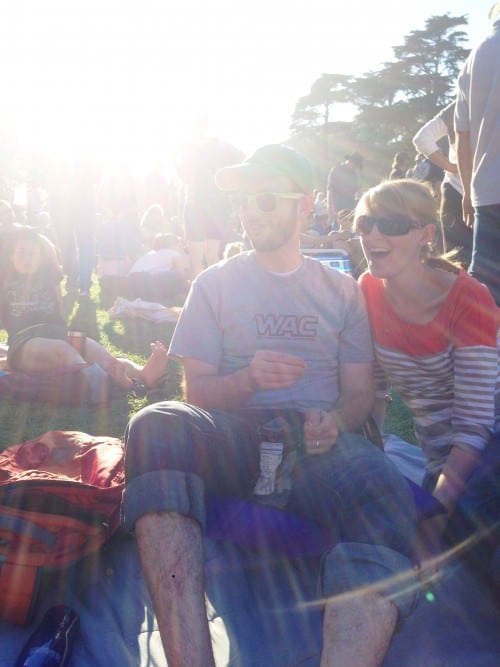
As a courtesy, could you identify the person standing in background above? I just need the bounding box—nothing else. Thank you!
[176,138,243,280]
[455,3,500,305]
[413,102,472,265]
[389,152,412,181]
[327,152,363,228]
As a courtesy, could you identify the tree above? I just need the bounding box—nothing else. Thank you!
[290,73,353,133]
[290,74,355,174]
[290,14,470,184]
[354,14,469,152]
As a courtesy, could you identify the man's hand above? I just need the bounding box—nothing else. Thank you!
[248,350,307,391]
[303,409,339,455]
[462,193,475,229]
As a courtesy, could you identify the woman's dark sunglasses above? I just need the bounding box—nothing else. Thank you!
[231,192,303,213]
[355,215,421,237]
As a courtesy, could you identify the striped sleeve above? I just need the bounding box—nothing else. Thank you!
[449,277,499,451]
[453,345,498,452]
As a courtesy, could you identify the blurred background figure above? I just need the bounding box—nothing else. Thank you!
[389,151,412,180]
[328,208,366,277]
[327,152,363,229]
[46,157,100,298]
[311,190,330,235]
[126,232,189,305]
[100,165,142,263]
[222,240,245,260]
[406,152,444,202]
[176,138,244,280]
[455,2,500,306]
[0,198,16,231]
[139,203,166,250]
[413,101,471,266]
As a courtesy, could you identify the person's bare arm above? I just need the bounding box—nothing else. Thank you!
[456,130,475,228]
[415,446,481,572]
[426,150,458,174]
[327,188,335,220]
[433,446,480,514]
[303,361,375,454]
[183,350,307,411]
[413,116,457,173]
[331,361,375,431]
[56,286,65,319]
[371,395,388,432]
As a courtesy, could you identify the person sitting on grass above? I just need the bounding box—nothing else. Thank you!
[129,232,189,277]
[355,178,500,572]
[139,203,166,249]
[0,226,168,394]
[126,232,190,304]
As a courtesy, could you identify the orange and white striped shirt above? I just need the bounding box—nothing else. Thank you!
[360,270,500,476]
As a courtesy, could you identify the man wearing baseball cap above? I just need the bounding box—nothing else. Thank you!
[122,144,418,666]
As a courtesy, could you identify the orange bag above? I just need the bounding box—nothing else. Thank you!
[0,431,124,625]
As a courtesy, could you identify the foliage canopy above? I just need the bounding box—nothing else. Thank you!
[290,13,470,184]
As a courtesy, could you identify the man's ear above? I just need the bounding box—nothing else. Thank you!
[298,194,314,222]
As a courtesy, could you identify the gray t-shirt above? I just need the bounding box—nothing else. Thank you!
[455,20,500,206]
[169,251,373,411]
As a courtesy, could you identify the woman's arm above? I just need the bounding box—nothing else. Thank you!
[437,283,499,510]
[433,446,481,513]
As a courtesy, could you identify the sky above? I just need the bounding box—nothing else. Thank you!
[0,1,493,173]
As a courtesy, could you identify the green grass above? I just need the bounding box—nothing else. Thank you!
[384,391,416,445]
[0,276,415,451]
[0,279,183,450]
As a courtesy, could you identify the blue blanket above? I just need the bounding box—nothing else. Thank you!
[1,532,499,666]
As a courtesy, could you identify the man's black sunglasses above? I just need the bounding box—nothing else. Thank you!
[354,215,421,237]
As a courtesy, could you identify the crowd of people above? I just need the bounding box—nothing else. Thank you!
[0,4,499,666]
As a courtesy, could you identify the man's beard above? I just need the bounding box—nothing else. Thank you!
[245,219,296,252]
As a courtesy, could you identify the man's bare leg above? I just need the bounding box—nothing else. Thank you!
[135,511,216,667]
[320,591,398,667]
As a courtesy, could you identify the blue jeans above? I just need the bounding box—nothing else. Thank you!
[469,203,500,305]
[122,401,419,617]
[451,432,500,559]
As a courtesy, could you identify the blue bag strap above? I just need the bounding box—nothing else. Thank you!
[0,515,57,548]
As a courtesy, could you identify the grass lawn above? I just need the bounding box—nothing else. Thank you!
[0,277,415,452]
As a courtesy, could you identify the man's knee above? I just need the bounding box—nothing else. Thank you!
[122,401,207,532]
[124,400,193,479]
[126,400,188,447]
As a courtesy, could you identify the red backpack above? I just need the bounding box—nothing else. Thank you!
[0,430,125,625]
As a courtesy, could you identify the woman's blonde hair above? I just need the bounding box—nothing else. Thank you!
[354,179,461,272]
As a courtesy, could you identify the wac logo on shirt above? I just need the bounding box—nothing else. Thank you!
[254,314,318,338]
